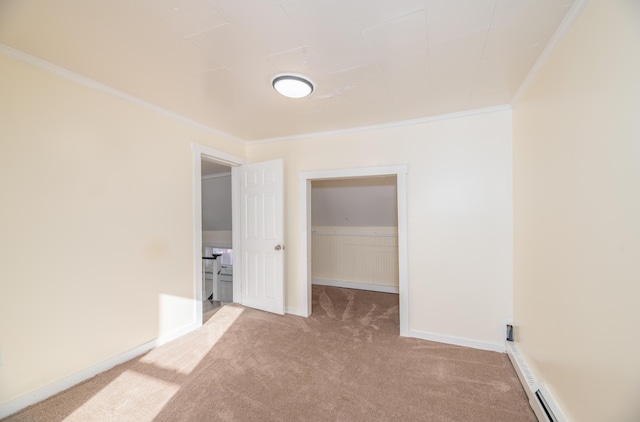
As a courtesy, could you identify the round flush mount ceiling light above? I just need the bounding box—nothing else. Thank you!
[272,74,314,98]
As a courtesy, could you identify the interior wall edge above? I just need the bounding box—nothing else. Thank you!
[510,0,591,106]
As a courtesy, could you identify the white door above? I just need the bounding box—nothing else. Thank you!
[238,159,285,314]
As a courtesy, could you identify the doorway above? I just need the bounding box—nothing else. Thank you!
[192,144,244,325]
[310,176,399,293]
[300,165,409,336]
[201,159,233,320]
[192,145,286,323]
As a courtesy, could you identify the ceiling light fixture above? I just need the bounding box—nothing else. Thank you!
[272,74,314,98]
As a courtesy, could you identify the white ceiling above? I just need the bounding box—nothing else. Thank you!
[0,0,575,141]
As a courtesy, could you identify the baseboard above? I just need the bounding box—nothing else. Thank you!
[285,307,307,317]
[407,328,505,353]
[0,321,200,420]
[505,341,567,422]
[312,278,399,294]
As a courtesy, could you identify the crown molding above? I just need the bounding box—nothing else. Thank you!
[0,43,244,145]
[2,42,514,146]
[511,0,591,106]
[249,105,512,144]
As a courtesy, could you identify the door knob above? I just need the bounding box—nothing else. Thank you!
[274,244,283,251]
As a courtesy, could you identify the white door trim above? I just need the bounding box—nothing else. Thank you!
[192,143,244,324]
[299,165,409,336]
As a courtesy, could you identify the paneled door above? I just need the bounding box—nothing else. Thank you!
[239,159,284,314]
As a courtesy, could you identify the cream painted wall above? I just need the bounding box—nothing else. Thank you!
[247,109,513,349]
[512,0,640,420]
[0,52,244,405]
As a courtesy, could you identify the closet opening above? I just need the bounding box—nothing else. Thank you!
[310,176,399,294]
[300,165,409,336]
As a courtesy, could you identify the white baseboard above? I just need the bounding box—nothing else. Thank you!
[0,321,201,420]
[312,278,399,294]
[506,342,567,422]
[285,307,308,317]
[407,328,505,353]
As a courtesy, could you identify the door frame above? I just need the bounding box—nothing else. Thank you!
[192,143,244,324]
[300,165,409,336]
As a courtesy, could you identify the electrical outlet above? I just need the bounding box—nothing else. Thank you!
[506,324,514,342]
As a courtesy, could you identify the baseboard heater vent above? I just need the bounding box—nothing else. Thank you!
[506,342,566,422]
[535,389,558,422]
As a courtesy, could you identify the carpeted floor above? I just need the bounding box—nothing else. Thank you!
[4,286,536,421]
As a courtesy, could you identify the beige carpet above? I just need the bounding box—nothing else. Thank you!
[5,286,536,421]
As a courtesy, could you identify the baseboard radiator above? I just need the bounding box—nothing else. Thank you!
[506,342,567,422]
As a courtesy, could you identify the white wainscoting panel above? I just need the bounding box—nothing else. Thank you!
[311,226,398,290]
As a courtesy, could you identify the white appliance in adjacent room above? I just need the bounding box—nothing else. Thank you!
[203,245,233,303]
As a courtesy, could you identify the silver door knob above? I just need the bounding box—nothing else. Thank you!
[274,244,283,251]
